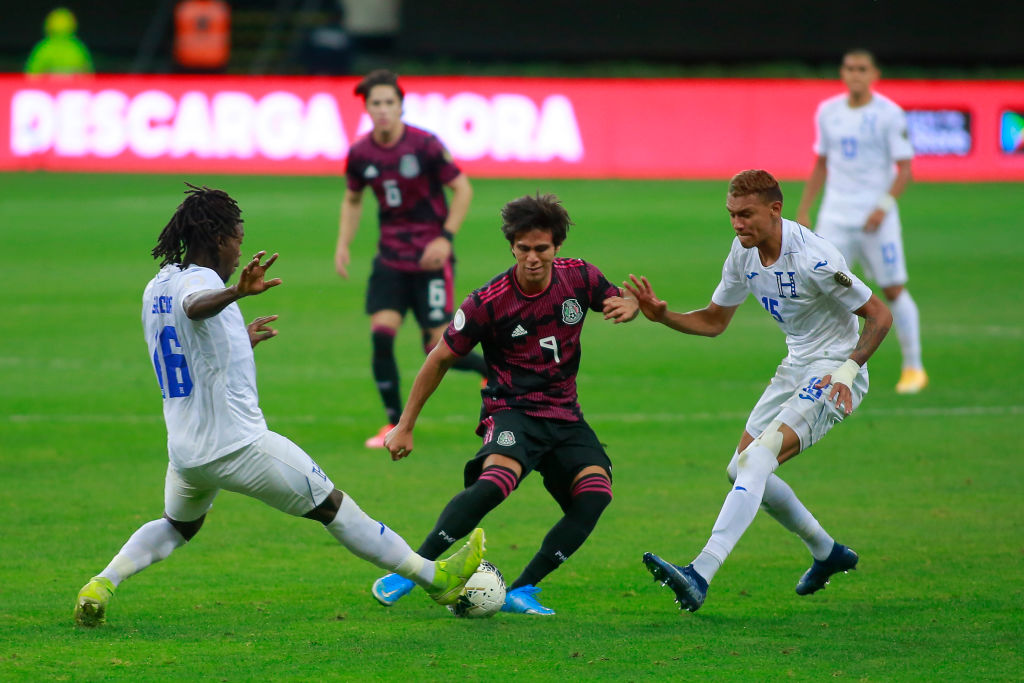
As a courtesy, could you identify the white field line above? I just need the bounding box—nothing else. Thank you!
[6,404,1023,425]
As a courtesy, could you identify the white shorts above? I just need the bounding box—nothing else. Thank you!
[744,358,870,452]
[816,210,908,288]
[164,431,335,522]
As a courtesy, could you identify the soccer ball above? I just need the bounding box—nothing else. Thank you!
[447,560,506,618]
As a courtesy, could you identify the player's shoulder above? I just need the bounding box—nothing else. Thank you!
[403,124,442,148]
[553,256,587,270]
[871,91,905,115]
[817,92,848,115]
[784,220,843,267]
[473,268,515,303]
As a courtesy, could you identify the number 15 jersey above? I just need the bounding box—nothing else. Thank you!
[443,258,620,429]
[143,264,267,468]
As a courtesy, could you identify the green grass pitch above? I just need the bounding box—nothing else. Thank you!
[1,173,1021,680]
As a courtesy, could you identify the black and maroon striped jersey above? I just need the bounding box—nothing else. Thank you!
[444,258,621,425]
[346,125,462,272]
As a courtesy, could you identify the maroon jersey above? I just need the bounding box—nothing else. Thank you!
[444,258,621,426]
[346,125,462,272]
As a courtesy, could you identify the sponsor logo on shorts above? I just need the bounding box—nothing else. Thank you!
[561,298,583,324]
[496,430,516,447]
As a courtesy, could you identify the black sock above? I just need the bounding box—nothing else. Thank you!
[371,330,402,425]
[510,474,612,590]
[416,465,517,560]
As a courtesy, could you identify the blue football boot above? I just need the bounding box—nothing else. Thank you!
[371,573,415,606]
[501,584,555,615]
[643,552,708,613]
[795,542,858,595]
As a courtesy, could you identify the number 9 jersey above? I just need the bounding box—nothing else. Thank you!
[143,264,267,468]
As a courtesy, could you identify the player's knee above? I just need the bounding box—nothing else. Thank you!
[737,423,784,478]
[726,451,740,483]
[475,465,519,503]
[568,473,613,522]
[164,512,205,541]
[303,489,343,525]
[371,328,396,359]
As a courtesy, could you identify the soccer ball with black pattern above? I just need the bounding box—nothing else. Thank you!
[447,561,506,618]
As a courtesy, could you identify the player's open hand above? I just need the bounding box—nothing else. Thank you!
[816,374,854,416]
[384,425,415,461]
[622,275,668,323]
[247,314,279,348]
[237,251,283,297]
[335,245,351,279]
[603,295,638,323]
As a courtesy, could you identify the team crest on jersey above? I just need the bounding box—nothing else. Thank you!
[453,308,466,331]
[496,430,516,447]
[364,164,379,179]
[561,298,583,325]
[833,271,853,288]
[399,154,420,178]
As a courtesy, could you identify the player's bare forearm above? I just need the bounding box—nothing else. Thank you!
[796,157,827,225]
[395,343,458,431]
[888,159,912,199]
[443,174,472,235]
[661,307,732,337]
[850,295,893,366]
[184,253,281,320]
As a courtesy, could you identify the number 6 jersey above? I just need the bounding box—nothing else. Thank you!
[443,258,621,430]
[143,264,267,468]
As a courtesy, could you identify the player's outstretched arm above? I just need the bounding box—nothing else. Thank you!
[247,314,279,348]
[384,341,460,461]
[622,274,736,337]
[816,293,892,413]
[183,251,282,320]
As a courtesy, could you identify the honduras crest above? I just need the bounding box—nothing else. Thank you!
[561,298,583,324]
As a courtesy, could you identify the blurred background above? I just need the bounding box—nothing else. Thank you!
[2,0,1022,78]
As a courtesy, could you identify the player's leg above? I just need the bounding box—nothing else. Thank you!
[864,212,927,392]
[414,266,486,377]
[371,414,534,606]
[365,260,408,446]
[75,465,217,626]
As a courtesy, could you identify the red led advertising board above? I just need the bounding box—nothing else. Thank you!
[2,75,1022,180]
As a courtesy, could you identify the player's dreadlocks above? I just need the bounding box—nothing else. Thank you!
[500,193,573,246]
[152,183,243,267]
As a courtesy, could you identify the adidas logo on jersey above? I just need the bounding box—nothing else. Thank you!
[511,324,528,338]
[364,165,379,179]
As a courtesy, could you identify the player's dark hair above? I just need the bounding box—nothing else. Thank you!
[843,48,877,68]
[500,193,573,246]
[355,69,404,102]
[727,170,783,206]
[151,183,242,267]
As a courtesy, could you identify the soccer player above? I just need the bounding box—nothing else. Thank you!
[369,193,640,615]
[335,69,487,448]
[628,170,892,612]
[796,48,926,394]
[74,184,485,627]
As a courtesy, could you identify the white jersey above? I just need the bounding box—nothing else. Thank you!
[712,219,873,366]
[814,91,914,227]
[142,264,267,468]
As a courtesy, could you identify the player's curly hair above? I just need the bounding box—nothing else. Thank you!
[355,69,404,102]
[500,193,573,246]
[727,169,784,205]
[151,183,243,267]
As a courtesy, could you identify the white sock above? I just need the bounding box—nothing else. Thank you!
[326,492,434,587]
[694,444,779,583]
[890,289,923,370]
[99,518,186,587]
[761,475,834,561]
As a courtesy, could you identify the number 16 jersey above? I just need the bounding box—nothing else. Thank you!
[143,264,267,468]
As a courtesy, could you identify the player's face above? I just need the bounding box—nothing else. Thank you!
[840,54,878,98]
[365,85,403,136]
[726,194,779,249]
[511,228,560,293]
[217,223,244,281]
